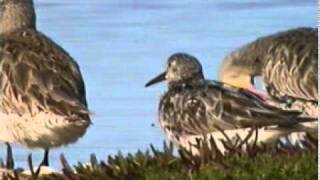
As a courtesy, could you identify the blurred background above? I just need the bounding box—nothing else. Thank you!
[0,0,316,168]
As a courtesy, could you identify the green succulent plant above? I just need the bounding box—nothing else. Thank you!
[1,130,317,180]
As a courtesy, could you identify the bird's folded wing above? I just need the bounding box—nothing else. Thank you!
[175,82,316,135]
[0,29,89,121]
[263,27,318,102]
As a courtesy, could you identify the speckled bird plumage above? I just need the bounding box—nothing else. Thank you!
[220,27,318,117]
[146,53,316,154]
[0,0,90,150]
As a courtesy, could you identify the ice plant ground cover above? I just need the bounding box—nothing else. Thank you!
[1,130,317,180]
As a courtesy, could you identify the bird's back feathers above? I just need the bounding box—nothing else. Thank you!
[0,29,90,122]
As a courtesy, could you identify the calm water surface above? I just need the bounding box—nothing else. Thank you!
[0,0,316,168]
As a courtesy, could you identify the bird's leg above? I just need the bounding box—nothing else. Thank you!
[28,149,49,178]
[28,154,41,179]
[40,149,49,166]
[28,149,49,179]
[5,143,14,169]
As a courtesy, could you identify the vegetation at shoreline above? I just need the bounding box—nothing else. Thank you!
[1,132,318,180]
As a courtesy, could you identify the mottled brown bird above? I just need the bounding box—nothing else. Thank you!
[219,27,318,117]
[146,53,315,154]
[0,0,90,167]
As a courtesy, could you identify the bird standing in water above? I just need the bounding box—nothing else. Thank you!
[0,0,91,169]
[146,53,316,154]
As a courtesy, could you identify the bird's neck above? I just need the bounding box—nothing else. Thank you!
[0,3,36,34]
[239,42,267,76]
[169,75,204,90]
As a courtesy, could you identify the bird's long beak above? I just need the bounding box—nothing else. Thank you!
[145,72,166,87]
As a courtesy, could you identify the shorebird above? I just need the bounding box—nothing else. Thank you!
[145,53,316,154]
[219,27,318,117]
[0,0,90,168]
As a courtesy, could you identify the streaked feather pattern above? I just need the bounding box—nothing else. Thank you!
[262,27,317,102]
[0,29,89,121]
[0,29,90,148]
[159,80,313,137]
[147,53,316,154]
[220,27,318,117]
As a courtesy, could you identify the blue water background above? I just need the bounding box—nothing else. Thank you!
[0,0,316,169]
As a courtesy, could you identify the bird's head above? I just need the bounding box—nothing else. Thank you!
[219,45,263,90]
[0,0,36,34]
[145,53,204,87]
[219,50,268,99]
